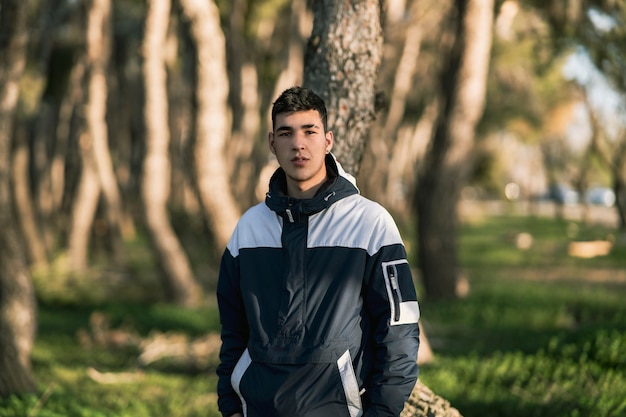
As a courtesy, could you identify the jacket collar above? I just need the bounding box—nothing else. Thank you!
[265,154,359,222]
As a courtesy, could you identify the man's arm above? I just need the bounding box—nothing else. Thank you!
[216,248,247,417]
[363,240,421,416]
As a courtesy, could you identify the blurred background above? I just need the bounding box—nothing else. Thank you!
[0,0,625,416]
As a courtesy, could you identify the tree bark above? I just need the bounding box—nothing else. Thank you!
[303,0,383,175]
[142,0,202,307]
[0,0,38,397]
[416,0,494,299]
[180,0,242,252]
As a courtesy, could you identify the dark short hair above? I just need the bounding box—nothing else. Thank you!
[271,86,328,131]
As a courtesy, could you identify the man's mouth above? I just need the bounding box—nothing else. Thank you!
[292,156,309,166]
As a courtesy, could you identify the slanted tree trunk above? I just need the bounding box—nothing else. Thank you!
[180,0,241,252]
[52,58,86,217]
[271,0,310,103]
[68,129,101,271]
[0,0,37,397]
[303,2,462,416]
[142,0,202,307]
[85,0,128,258]
[12,125,48,267]
[66,49,100,271]
[303,0,383,175]
[416,0,494,299]
[226,0,266,207]
[382,2,425,209]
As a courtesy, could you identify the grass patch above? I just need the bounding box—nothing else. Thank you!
[2,301,222,417]
[2,213,625,416]
[420,215,626,417]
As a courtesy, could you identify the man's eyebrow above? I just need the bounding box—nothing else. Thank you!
[276,123,320,132]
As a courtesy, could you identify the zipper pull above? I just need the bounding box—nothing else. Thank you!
[387,265,402,321]
[285,208,294,223]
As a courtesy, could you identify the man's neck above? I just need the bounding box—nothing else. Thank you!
[287,176,328,199]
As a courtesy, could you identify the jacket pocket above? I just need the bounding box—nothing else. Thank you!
[382,260,420,326]
[337,350,363,417]
[231,348,252,416]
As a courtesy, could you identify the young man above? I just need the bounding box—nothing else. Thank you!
[216,86,420,417]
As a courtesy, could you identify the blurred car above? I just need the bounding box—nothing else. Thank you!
[585,186,615,207]
[548,184,579,205]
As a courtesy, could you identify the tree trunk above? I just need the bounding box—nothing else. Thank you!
[382,2,426,209]
[416,0,494,299]
[180,0,242,252]
[142,0,202,307]
[382,5,423,142]
[52,59,86,217]
[68,130,101,271]
[64,49,100,271]
[303,2,463,416]
[12,125,49,267]
[387,101,438,213]
[225,0,260,208]
[271,0,309,103]
[612,141,626,231]
[303,0,383,175]
[0,0,38,397]
[85,0,128,258]
[581,88,626,231]
[615,173,626,231]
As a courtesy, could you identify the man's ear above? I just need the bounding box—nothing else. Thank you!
[268,132,276,155]
[325,130,334,153]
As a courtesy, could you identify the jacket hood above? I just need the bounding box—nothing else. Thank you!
[265,153,359,221]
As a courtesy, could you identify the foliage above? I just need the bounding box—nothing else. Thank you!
[2,213,625,416]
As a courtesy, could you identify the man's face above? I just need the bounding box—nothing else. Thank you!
[269,110,333,199]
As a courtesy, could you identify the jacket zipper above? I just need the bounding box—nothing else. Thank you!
[387,264,402,322]
[286,208,294,223]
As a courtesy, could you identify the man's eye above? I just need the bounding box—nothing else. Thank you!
[279,132,291,137]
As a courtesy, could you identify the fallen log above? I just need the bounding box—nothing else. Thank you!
[402,381,462,417]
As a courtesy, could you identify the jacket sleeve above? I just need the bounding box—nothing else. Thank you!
[216,247,247,417]
[362,217,420,416]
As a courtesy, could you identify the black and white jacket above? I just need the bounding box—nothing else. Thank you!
[217,155,420,417]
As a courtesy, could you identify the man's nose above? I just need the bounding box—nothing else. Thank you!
[291,132,305,149]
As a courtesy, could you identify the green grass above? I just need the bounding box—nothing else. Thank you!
[419,215,626,417]
[2,214,626,417]
[2,301,223,417]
